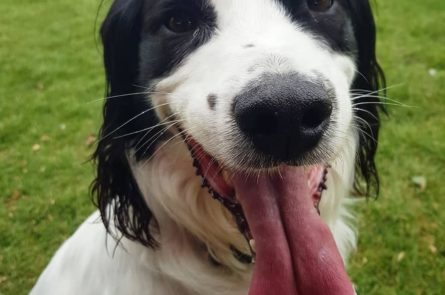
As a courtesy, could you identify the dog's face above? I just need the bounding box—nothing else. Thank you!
[151,0,356,169]
[96,0,383,256]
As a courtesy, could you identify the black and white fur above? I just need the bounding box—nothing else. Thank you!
[31,0,384,294]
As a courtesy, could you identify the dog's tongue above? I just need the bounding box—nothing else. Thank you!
[233,167,355,295]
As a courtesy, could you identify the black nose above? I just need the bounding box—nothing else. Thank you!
[234,73,333,162]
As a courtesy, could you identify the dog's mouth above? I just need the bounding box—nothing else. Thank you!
[185,138,327,242]
[184,136,355,295]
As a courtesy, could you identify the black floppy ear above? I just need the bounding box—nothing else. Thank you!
[347,0,386,197]
[92,0,159,248]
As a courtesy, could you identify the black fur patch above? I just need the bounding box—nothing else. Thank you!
[279,0,386,195]
[93,0,217,247]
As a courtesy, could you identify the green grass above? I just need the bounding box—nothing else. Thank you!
[0,0,444,294]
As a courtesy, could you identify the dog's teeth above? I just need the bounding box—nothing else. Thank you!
[208,188,215,196]
[227,202,237,209]
[222,170,233,186]
[201,178,208,188]
[315,203,321,215]
[249,239,256,252]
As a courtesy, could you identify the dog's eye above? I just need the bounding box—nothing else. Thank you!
[165,12,197,33]
[307,0,334,12]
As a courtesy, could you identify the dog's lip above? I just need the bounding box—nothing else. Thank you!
[185,137,249,241]
[187,138,236,200]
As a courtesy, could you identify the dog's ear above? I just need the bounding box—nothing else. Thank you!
[348,0,386,197]
[92,0,159,248]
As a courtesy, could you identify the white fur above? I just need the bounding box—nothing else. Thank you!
[31,0,360,293]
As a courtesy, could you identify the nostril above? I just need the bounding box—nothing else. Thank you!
[240,109,279,136]
[301,100,333,130]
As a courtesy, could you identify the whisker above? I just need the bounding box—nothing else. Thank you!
[133,113,179,150]
[113,119,184,140]
[87,91,151,104]
[352,118,377,144]
[87,90,174,104]
[138,122,179,156]
[353,115,374,133]
[132,84,172,94]
[352,95,414,108]
[352,107,379,121]
[351,94,388,100]
[350,83,403,96]
[352,101,414,108]
[201,156,218,181]
[142,129,190,166]
[350,84,415,109]
[352,93,408,103]
[99,102,172,142]
[353,70,369,84]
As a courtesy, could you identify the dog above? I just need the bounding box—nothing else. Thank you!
[31,0,384,294]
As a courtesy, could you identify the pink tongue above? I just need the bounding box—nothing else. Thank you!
[233,167,355,295]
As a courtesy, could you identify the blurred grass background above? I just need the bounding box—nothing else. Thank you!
[0,0,444,294]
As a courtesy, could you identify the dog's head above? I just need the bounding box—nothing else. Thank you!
[93,0,384,277]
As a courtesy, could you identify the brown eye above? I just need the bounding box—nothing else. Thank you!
[307,0,334,12]
[165,12,196,33]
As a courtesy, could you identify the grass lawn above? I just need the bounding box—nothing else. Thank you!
[0,0,444,294]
